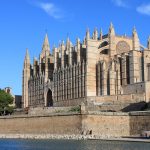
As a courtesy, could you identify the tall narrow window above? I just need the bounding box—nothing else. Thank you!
[119,58,122,85]
[100,63,103,95]
[96,63,100,96]
[126,56,130,84]
[107,71,110,95]
[141,55,144,82]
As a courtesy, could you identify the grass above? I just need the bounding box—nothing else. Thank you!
[69,106,81,112]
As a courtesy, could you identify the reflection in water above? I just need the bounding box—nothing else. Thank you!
[0,139,149,150]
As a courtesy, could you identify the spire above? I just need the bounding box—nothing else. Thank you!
[132,26,139,38]
[148,36,150,49]
[86,28,90,39]
[109,22,116,56]
[45,49,48,82]
[23,48,30,108]
[77,37,81,63]
[52,43,56,55]
[110,22,113,29]
[66,36,70,49]
[25,48,30,60]
[83,36,86,45]
[66,36,70,44]
[42,33,50,53]
[76,37,80,44]
[33,57,38,76]
[24,48,30,66]
[61,40,65,46]
[100,28,103,40]
[132,26,140,50]
[133,26,136,33]
[93,27,98,40]
[109,22,115,35]
[61,40,65,68]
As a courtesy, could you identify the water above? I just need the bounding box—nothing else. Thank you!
[0,139,149,150]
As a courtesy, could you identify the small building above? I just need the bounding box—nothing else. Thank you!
[4,87,22,108]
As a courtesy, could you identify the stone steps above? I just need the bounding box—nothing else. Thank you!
[88,101,147,112]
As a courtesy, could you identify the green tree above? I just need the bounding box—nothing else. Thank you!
[0,89,14,115]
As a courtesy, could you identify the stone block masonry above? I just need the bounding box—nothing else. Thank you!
[0,114,82,135]
[23,23,150,109]
[0,112,150,138]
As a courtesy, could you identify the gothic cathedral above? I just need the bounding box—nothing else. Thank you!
[22,23,150,110]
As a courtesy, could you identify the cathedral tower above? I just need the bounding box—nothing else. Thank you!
[22,49,30,108]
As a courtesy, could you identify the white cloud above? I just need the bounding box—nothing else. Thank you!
[112,0,128,8]
[137,4,150,16]
[36,2,64,19]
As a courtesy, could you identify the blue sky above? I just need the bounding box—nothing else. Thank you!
[0,0,150,95]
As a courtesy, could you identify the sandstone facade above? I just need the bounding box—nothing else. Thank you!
[22,23,150,109]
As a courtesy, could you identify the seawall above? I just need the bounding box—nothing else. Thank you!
[0,111,150,138]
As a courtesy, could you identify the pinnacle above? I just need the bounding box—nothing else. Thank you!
[148,36,150,47]
[42,33,50,52]
[94,27,98,31]
[100,28,103,33]
[110,22,113,29]
[62,40,65,45]
[100,28,103,40]
[86,27,90,39]
[25,48,30,60]
[45,33,49,42]
[76,37,80,42]
[86,27,90,33]
[66,36,70,43]
[133,26,137,33]
[109,22,115,35]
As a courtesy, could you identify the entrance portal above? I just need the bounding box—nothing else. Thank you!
[46,89,53,107]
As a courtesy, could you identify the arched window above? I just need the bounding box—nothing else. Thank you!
[99,41,108,48]
[47,89,53,107]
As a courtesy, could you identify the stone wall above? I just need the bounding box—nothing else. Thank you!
[82,112,150,137]
[87,94,145,105]
[0,114,82,135]
[82,113,130,137]
[53,98,86,107]
[28,107,73,115]
[0,112,150,138]
[129,111,150,135]
[122,82,145,95]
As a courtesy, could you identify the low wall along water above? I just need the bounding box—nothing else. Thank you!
[0,112,150,138]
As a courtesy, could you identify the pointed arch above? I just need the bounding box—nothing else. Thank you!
[46,89,53,107]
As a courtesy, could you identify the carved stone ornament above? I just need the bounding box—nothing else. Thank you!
[116,41,130,54]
